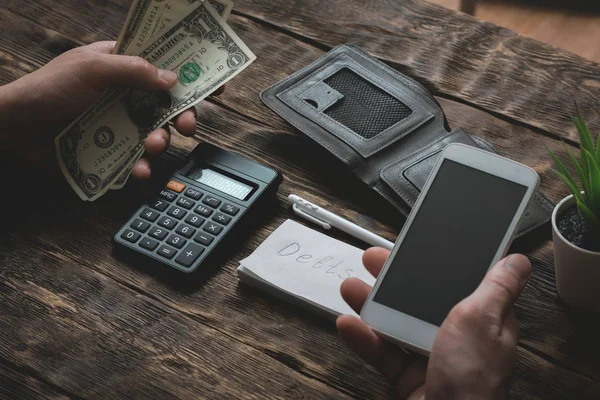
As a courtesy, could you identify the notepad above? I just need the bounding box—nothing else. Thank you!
[237,219,376,320]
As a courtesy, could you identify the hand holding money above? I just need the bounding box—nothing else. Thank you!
[54,0,255,201]
[0,41,197,172]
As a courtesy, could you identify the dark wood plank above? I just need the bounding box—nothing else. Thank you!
[231,0,600,144]
[0,236,355,400]
[0,361,70,400]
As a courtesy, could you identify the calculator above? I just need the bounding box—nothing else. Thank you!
[114,143,281,273]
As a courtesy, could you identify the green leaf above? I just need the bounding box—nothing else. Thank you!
[552,168,585,205]
[596,129,600,166]
[573,115,596,157]
[582,149,600,215]
[562,142,591,199]
[576,199,599,224]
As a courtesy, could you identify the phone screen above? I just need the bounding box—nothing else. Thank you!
[373,159,528,326]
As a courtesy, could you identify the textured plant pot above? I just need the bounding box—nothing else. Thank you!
[552,194,600,312]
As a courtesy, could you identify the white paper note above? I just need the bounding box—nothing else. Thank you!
[238,220,376,318]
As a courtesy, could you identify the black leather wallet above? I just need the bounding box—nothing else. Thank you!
[261,44,553,238]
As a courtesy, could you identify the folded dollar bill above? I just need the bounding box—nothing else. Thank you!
[55,0,254,201]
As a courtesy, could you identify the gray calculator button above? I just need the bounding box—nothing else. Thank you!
[212,213,231,226]
[176,224,196,238]
[159,190,177,202]
[131,219,150,233]
[176,197,195,210]
[194,233,214,246]
[151,199,169,211]
[167,206,187,220]
[185,214,205,227]
[203,197,222,208]
[149,227,168,240]
[121,229,141,243]
[203,222,223,236]
[185,188,203,200]
[221,203,240,216]
[167,234,187,249]
[157,245,177,260]
[175,243,205,268]
[158,216,178,230]
[140,208,159,222]
[139,237,159,251]
[194,205,213,218]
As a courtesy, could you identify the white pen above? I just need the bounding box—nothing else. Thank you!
[288,194,395,250]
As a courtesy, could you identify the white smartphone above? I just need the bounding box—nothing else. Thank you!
[361,143,539,356]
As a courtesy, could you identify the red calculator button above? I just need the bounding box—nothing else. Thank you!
[167,180,186,193]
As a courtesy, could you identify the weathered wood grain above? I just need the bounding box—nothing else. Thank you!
[0,362,70,400]
[2,0,600,398]
[0,237,357,400]
[233,0,600,144]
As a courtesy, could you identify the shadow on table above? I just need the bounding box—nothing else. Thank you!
[484,0,600,13]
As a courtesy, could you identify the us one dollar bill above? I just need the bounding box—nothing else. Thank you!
[110,0,233,189]
[55,2,255,201]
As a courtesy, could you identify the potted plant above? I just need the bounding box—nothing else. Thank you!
[548,112,600,312]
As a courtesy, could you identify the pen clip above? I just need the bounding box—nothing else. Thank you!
[292,204,332,230]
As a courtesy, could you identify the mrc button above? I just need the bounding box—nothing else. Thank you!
[166,180,186,193]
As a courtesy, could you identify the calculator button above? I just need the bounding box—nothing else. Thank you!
[140,208,159,222]
[176,197,195,210]
[121,229,141,243]
[185,214,205,227]
[151,199,169,212]
[158,217,178,230]
[212,213,231,226]
[149,227,168,240]
[139,237,159,251]
[185,188,203,200]
[194,233,214,247]
[203,222,223,235]
[167,206,187,220]
[167,234,187,249]
[176,224,196,238]
[130,219,150,233]
[203,197,222,208]
[221,204,240,216]
[175,243,205,268]
[157,245,177,260]
[159,190,178,202]
[167,180,186,193]
[194,205,213,218]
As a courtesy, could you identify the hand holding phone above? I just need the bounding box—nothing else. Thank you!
[361,144,539,355]
[337,247,532,399]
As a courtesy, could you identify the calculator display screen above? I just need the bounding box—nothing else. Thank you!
[186,167,253,200]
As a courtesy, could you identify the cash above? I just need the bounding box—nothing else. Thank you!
[55,0,253,201]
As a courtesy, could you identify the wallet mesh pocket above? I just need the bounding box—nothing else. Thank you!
[322,68,413,139]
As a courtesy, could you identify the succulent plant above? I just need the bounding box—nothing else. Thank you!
[548,112,600,225]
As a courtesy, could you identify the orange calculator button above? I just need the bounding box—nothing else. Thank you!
[167,180,186,193]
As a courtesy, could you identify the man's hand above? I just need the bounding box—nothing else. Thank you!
[0,41,223,179]
[336,247,532,399]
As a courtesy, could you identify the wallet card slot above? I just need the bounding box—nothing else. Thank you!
[278,53,435,158]
[380,129,479,207]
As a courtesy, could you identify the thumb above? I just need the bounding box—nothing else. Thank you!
[467,254,532,318]
[92,54,178,91]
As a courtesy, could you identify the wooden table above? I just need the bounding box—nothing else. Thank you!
[2,0,600,398]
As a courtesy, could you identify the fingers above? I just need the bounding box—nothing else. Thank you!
[467,254,532,318]
[131,158,152,180]
[362,247,390,278]
[144,128,170,157]
[173,108,197,137]
[83,41,117,54]
[336,315,409,381]
[340,278,372,314]
[94,54,178,91]
[397,358,427,399]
